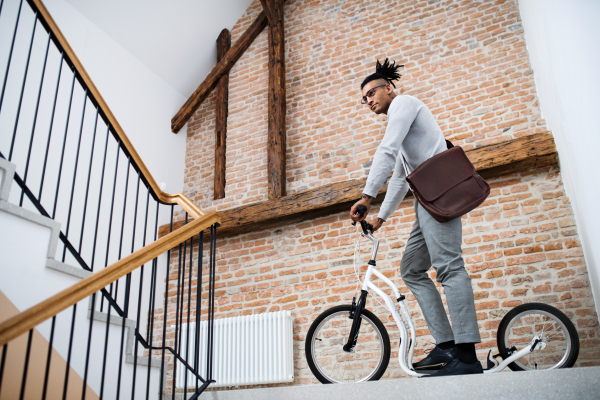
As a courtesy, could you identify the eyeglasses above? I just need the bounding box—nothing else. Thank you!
[361,84,387,104]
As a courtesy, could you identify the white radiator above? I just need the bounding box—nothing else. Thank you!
[176,311,294,388]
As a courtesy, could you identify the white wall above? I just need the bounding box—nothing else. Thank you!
[43,0,188,195]
[519,0,600,314]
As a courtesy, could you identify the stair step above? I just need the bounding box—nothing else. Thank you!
[0,158,86,280]
[201,366,600,400]
[88,308,163,369]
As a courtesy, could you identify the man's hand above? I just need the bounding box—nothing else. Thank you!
[370,217,385,232]
[350,194,373,222]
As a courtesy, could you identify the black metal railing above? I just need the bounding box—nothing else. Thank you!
[0,0,219,398]
[0,0,181,275]
[0,223,218,399]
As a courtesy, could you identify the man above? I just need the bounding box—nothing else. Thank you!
[349,59,483,377]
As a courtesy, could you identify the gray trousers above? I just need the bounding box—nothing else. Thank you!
[400,202,481,344]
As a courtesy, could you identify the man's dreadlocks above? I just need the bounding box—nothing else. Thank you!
[360,58,404,90]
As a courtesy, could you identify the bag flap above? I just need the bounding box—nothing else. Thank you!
[407,146,475,202]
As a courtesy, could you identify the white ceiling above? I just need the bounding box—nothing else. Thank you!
[65,0,255,98]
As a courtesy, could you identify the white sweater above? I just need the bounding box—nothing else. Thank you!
[363,95,447,221]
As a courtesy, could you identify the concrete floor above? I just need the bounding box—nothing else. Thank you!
[199,366,600,400]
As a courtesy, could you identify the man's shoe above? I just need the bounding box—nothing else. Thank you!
[412,345,456,370]
[420,358,483,377]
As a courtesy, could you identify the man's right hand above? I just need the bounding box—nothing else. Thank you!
[350,194,373,222]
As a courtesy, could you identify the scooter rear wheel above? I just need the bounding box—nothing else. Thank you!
[497,303,579,371]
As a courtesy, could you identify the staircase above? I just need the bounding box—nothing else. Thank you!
[0,0,221,398]
[0,159,163,398]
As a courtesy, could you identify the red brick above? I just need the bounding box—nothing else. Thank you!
[165,0,599,385]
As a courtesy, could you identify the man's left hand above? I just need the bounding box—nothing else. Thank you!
[370,217,384,232]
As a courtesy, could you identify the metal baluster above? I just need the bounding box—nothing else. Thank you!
[206,226,213,381]
[116,272,132,400]
[172,237,185,397]
[62,90,88,261]
[51,70,77,219]
[38,52,64,200]
[99,301,112,400]
[8,11,38,161]
[179,222,191,396]
[90,124,110,272]
[209,225,217,381]
[18,330,33,400]
[102,138,121,311]
[205,226,211,382]
[19,31,51,206]
[128,174,143,400]
[78,107,100,254]
[118,171,139,399]
[158,205,174,398]
[62,304,77,400]
[195,231,203,391]
[142,190,152,345]
[145,199,159,400]
[130,172,141,253]
[41,316,56,400]
[0,0,24,115]
[114,156,132,303]
[131,263,143,400]
[82,293,96,400]
[185,220,194,396]
[0,344,7,396]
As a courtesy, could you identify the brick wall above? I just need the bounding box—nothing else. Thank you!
[161,0,599,393]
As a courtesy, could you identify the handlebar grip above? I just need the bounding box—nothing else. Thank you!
[357,204,367,218]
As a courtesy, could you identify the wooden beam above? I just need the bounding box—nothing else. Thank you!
[214,29,230,200]
[160,133,557,239]
[171,12,268,133]
[0,211,221,347]
[27,0,204,219]
[259,0,280,26]
[465,132,557,172]
[261,0,287,199]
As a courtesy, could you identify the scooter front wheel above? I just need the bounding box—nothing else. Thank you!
[497,303,579,371]
[305,305,391,384]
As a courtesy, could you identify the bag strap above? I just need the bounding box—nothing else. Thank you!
[401,139,454,186]
[401,153,410,177]
[400,153,414,194]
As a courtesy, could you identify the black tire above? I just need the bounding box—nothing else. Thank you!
[497,303,579,371]
[305,305,391,384]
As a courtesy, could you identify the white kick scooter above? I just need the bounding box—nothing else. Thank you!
[305,205,579,383]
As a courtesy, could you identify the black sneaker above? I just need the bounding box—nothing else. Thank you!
[420,358,483,378]
[412,345,457,370]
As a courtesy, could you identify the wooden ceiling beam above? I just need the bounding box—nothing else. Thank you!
[171,12,268,133]
[162,133,557,239]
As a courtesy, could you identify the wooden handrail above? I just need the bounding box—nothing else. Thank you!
[0,211,221,347]
[28,0,204,219]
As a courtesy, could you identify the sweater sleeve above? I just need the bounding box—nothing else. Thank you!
[377,156,410,221]
[362,96,421,198]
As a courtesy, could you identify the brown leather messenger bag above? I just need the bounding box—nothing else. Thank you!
[402,140,490,223]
